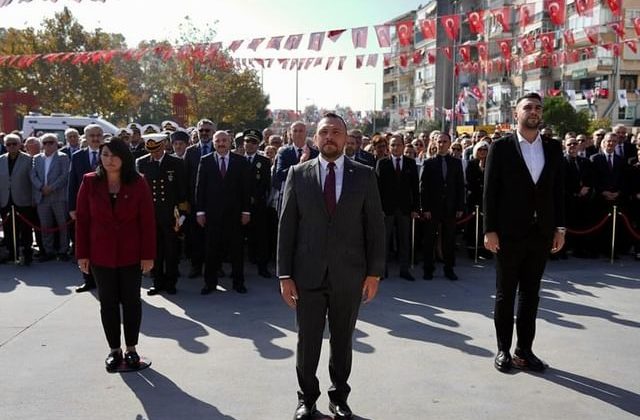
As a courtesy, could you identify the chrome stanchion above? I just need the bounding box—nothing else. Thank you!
[11,205,18,264]
[474,205,480,264]
[610,205,617,264]
[411,217,415,268]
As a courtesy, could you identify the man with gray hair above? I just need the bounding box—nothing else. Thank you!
[60,128,81,158]
[30,133,70,261]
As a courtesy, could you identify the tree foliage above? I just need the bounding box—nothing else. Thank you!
[542,96,591,137]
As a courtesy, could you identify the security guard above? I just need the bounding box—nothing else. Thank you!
[136,132,188,295]
[243,129,273,277]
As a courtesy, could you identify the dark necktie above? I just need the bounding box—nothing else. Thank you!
[219,156,227,178]
[324,162,336,216]
[608,154,613,170]
[440,155,447,180]
[154,160,161,169]
[395,157,401,176]
[247,156,252,164]
[297,148,303,160]
[90,151,98,169]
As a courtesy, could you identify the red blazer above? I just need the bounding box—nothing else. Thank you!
[75,173,156,268]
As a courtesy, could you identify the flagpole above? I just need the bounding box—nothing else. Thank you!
[295,64,299,116]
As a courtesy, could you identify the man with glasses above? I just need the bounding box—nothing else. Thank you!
[184,118,216,278]
[0,134,35,265]
[30,133,70,261]
[68,124,104,291]
[563,137,594,258]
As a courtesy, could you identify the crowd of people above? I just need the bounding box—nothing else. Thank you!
[0,117,639,287]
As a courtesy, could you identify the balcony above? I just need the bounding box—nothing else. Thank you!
[565,57,614,77]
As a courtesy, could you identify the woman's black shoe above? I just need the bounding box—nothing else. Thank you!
[105,350,123,372]
[124,351,141,369]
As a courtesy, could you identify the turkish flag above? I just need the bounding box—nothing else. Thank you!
[420,19,436,40]
[492,7,510,32]
[351,27,368,49]
[610,22,625,38]
[413,50,424,65]
[441,15,460,41]
[548,89,562,97]
[472,62,480,74]
[625,40,638,54]
[459,45,471,63]
[477,42,488,61]
[247,38,264,51]
[443,46,452,60]
[325,57,335,70]
[606,0,621,16]
[563,29,575,47]
[284,34,303,50]
[396,21,414,46]
[228,40,243,52]
[356,55,364,69]
[539,33,555,53]
[575,0,594,16]
[585,27,598,45]
[498,39,511,60]
[471,86,484,101]
[612,43,622,57]
[267,36,284,50]
[327,29,346,43]
[308,32,325,51]
[338,56,346,70]
[467,10,484,34]
[427,50,436,64]
[634,17,640,37]
[383,53,392,67]
[519,35,536,54]
[374,25,391,48]
[519,4,534,27]
[399,53,408,68]
[367,54,378,67]
[544,0,566,26]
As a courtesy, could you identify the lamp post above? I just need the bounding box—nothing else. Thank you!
[365,82,377,134]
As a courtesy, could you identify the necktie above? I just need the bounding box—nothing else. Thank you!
[440,155,447,180]
[219,156,227,178]
[608,154,613,170]
[90,151,97,169]
[324,162,336,216]
[395,157,401,176]
[297,148,303,159]
[154,160,160,169]
[247,156,252,164]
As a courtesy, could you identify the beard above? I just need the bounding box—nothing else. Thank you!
[521,116,540,129]
[321,143,341,159]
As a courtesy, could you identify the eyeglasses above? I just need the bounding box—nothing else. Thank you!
[566,142,578,146]
[596,134,604,137]
[451,147,462,151]
[199,129,211,133]
[42,141,56,145]
[5,142,19,146]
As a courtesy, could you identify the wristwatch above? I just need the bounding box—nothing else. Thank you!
[556,227,567,235]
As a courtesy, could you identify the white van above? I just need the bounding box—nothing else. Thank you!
[21,113,119,144]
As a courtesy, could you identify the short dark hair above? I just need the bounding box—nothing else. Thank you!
[96,137,140,185]
[320,112,347,132]
[516,92,543,106]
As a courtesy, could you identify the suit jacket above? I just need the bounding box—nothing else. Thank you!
[195,152,251,227]
[375,156,419,215]
[420,155,465,219]
[465,158,485,208]
[277,157,385,291]
[59,145,80,159]
[355,149,376,167]
[136,153,187,225]
[273,144,319,189]
[30,152,70,204]
[130,143,147,160]
[246,154,272,209]
[75,173,156,268]
[564,155,593,197]
[590,152,626,194]
[68,148,98,212]
[617,141,638,165]
[483,134,565,240]
[184,142,210,204]
[0,152,33,207]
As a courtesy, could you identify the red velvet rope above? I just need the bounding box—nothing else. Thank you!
[617,212,640,241]
[14,211,74,233]
[456,212,477,225]
[566,214,611,236]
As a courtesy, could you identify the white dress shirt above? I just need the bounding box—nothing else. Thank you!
[391,155,404,171]
[318,154,345,203]
[517,131,545,184]
[44,153,54,185]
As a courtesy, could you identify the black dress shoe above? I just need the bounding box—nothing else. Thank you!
[124,351,141,369]
[166,287,177,295]
[444,269,459,281]
[105,350,122,372]
[293,401,317,420]
[76,283,96,293]
[423,271,433,280]
[329,401,354,419]
[513,349,547,372]
[399,271,415,281]
[200,286,214,295]
[146,287,162,296]
[494,350,512,373]
[234,285,248,294]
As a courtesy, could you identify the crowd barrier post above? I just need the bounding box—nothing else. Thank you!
[610,205,618,264]
[411,218,415,268]
[11,205,18,264]
[474,205,480,264]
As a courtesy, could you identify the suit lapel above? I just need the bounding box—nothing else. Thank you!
[511,135,535,187]
[536,139,552,186]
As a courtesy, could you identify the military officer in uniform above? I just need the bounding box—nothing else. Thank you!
[136,133,188,295]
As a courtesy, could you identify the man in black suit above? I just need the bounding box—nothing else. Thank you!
[375,133,419,280]
[273,121,318,193]
[484,92,565,373]
[563,137,594,258]
[59,128,81,158]
[347,129,375,167]
[613,124,638,165]
[420,132,465,280]
[136,133,188,296]
[278,112,385,420]
[68,124,103,292]
[242,129,273,278]
[184,119,216,278]
[195,130,251,295]
[127,123,147,159]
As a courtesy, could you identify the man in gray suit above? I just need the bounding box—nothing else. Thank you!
[278,112,385,420]
[0,134,35,264]
[30,133,70,261]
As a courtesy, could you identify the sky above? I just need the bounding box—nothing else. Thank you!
[0,0,424,112]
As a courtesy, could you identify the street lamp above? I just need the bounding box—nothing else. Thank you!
[365,82,377,134]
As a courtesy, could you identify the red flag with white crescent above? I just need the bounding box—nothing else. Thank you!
[498,39,511,60]
[585,27,598,45]
[356,55,364,69]
[351,27,368,49]
[634,17,640,37]
[492,7,510,32]
[427,49,436,64]
[284,34,303,50]
[327,29,346,42]
[467,10,484,34]
[338,56,346,70]
[625,40,638,54]
[477,42,488,61]
[247,38,264,51]
[396,21,414,46]
[544,0,566,26]
[459,45,471,63]
[325,56,335,70]
[267,36,283,50]
[519,4,534,27]
[308,32,325,51]
[612,43,622,57]
[519,35,535,54]
[383,53,392,67]
[610,22,625,38]
[563,29,575,48]
[228,40,243,52]
[575,0,594,16]
[419,19,436,40]
[413,50,424,65]
[374,25,391,48]
[399,53,408,67]
[366,54,378,67]
[606,0,621,16]
[539,32,555,53]
[441,15,460,41]
[443,46,452,60]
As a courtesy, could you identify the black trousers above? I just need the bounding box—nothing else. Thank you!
[296,281,362,406]
[384,211,411,272]
[204,223,244,288]
[1,204,34,260]
[423,215,456,272]
[494,227,551,352]
[186,214,205,269]
[245,206,269,269]
[92,264,142,349]
[153,223,180,289]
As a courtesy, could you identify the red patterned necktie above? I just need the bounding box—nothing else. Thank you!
[324,162,336,216]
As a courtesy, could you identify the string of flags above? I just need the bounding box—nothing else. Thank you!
[0,0,105,6]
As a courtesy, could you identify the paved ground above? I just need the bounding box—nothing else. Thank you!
[0,255,639,420]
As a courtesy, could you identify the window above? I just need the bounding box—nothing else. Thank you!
[620,75,637,91]
[618,105,636,120]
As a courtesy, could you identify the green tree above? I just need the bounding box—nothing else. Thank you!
[542,96,591,137]
[587,117,611,135]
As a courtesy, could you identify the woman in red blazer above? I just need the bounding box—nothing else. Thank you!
[75,138,156,372]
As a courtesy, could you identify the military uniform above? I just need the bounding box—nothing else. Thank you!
[136,135,188,295]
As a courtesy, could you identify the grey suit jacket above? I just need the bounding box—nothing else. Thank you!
[30,152,70,204]
[0,152,34,208]
[277,157,385,292]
